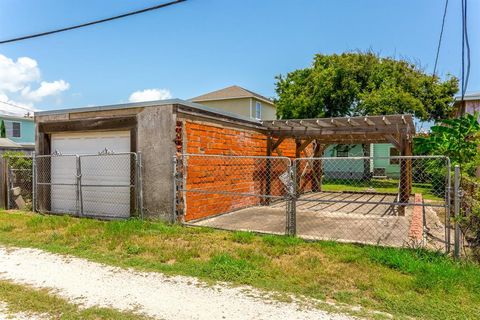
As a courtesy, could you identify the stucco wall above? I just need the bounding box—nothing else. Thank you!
[137,105,177,220]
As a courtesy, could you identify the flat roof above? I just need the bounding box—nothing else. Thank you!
[454,91,480,102]
[35,98,262,125]
[0,114,34,121]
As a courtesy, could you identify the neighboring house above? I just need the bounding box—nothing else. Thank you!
[191,85,277,120]
[323,143,400,179]
[0,114,35,154]
[452,91,480,118]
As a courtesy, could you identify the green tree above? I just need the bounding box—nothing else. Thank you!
[0,120,6,138]
[414,113,480,173]
[275,52,459,121]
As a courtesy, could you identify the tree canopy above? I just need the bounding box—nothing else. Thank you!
[414,113,480,175]
[275,52,459,121]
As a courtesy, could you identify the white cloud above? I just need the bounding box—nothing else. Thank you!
[21,80,70,102]
[0,54,70,116]
[128,88,172,103]
[0,55,40,93]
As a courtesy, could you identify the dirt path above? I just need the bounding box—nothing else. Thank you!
[0,247,353,320]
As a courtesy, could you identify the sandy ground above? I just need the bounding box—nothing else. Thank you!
[0,246,353,320]
[0,302,46,320]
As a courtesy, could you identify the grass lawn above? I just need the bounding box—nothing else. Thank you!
[0,210,479,319]
[322,178,444,202]
[0,279,149,319]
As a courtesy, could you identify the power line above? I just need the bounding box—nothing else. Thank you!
[0,100,34,113]
[0,0,187,45]
[433,0,449,77]
[460,0,471,101]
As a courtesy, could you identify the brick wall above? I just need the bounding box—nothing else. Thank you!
[179,120,302,221]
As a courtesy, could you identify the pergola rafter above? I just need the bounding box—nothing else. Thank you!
[262,114,416,215]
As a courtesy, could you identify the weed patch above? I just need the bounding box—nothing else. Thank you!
[0,211,479,319]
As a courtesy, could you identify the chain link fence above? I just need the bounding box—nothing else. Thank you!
[5,155,34,211]
[175,154,293,234]
[176,154,452,251]
[294,156,450,249]
[3,152,143,219]
[35,152,143,219]
[458,174,480,261]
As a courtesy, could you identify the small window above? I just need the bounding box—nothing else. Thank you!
[390,147,400,165]
[336,145,349,157]
[255,102,262,119]
[5,121,21,138]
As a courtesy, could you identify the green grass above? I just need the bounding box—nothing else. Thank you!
[0,210,479,319]
[322,178,444,201]
[0,279,150,319]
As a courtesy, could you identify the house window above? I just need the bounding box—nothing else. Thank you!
[390,147,400,165]
[5,121,21,138]
[255,102,262,119]
[336,145,349,157]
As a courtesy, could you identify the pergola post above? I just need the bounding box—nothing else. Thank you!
[398,136,413,216]
[295,138,302,195]
[312,140,325,192]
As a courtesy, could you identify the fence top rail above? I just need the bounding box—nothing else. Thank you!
[179,153,292,162]
[35,152,137,158]
[79,152,137,159]
[295,155,450,161]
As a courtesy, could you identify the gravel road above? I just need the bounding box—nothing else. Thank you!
[0,246,354,320]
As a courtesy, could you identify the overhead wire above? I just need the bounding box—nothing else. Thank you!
[0,0,186,44]
[433,0,449,77]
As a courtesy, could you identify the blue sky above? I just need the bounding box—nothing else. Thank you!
[0,0,478,114]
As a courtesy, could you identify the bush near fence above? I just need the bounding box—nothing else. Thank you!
[460,176,480,261]
[2,152,33,210]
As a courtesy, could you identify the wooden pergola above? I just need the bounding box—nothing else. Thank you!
[262,114,416,214]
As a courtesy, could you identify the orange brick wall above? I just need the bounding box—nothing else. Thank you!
[179,120,311,221]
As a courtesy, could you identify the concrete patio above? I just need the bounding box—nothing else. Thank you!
[189,192,415,247]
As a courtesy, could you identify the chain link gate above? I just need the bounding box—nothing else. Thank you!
[34,152,143,219]
[174,154,293,235]
[292,156,451,249]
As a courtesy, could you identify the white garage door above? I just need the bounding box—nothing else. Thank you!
[51,131,131,218]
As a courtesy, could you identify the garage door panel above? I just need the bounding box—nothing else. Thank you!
[51,185,77,214]
[81,154,132,186]
[82,187,131,218]
[51,131,131,218]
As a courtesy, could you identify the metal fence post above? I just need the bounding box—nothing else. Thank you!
[6,159,10,210]
[137,152,144,219]
[76,155,83,217]
[32,152,36,212]
[453,165,462,259]
[172,155,177,223]
[286,161,297,236]
[445,158,451,253]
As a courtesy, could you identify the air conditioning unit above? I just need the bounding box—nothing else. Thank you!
[373,167,387,178]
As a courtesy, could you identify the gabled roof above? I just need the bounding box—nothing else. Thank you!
[190,85,274,105]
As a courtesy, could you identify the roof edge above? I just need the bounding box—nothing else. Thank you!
[34,98,263,126]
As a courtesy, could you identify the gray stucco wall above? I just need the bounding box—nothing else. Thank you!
[137,105,176,221]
